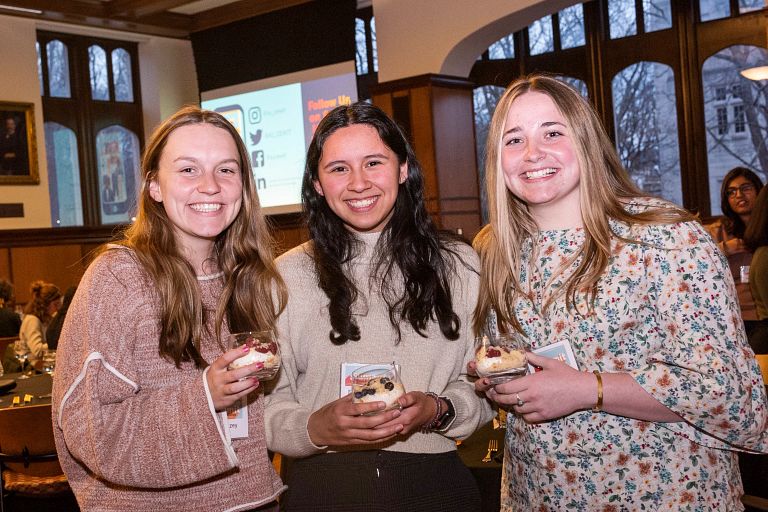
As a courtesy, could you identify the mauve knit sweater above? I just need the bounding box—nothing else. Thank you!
[52,248,284,511]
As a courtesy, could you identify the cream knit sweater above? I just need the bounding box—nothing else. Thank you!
[265,231,493,457]
[52,248,284,511]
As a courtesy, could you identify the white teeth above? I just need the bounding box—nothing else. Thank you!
[347,197,376,208]
[526,168,557,179]
[190,203,221,212]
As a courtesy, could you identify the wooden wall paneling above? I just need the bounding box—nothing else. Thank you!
[431,85,482,240]
[372,74,483,239]
[0,248,10,283]
[11,245,88,304]
[408,87,440,218]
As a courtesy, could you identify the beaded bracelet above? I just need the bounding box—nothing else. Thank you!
[420,391,442,432]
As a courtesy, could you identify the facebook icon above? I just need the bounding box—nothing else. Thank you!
[252,150,265,167]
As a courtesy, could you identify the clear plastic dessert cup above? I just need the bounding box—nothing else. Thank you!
[227,330,281,381]
[474,333,529,385]
[351,363,406,415]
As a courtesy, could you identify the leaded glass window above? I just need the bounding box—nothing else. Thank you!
[46,40,71,98]
[559,4,586,49]
[111,48,133,103]
[96,126,140,224]
[45,122,83,227]
[612,62,683,206]
[702,45,768,214]
[89,45,109,101]
[528,16,554,55]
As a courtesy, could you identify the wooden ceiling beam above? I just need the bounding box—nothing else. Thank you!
[107,0,192,18]
[0,0,192,38]
[190,0,312,32]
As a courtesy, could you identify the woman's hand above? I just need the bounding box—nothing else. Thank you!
[377,391,439,435]
[206,344,263,412]
[307,395,404,446]
[476,352,594,422]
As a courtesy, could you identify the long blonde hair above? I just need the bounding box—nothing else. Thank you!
[113,105,287,368]
[473,74,694,335]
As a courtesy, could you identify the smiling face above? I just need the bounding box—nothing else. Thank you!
[148,123,243,263]
[500,91,582,230]
[313,124,407,233]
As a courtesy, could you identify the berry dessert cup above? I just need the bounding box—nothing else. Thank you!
[351,364,406,415]
[474,333,529,385]
[228,331,281,381]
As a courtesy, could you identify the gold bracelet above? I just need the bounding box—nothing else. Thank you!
[592,370,603,413]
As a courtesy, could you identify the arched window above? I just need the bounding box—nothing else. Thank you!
[88,45,109,101]
[45,122,82,227]
[45,40,70,98]
[528,15,554,55]
[473,85,505,222]
[96,126,140,225]
[355,18,368,75]
[39,31,143,227]
[702,44,768,214]
[111,48,134,102]
[612,62,682,205]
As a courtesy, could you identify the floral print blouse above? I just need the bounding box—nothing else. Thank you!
[501,200,767,511]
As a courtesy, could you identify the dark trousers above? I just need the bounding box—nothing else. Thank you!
[280,450,481,512]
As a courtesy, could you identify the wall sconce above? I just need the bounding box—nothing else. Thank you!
[740,66,768,80]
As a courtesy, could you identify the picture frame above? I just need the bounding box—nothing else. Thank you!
[0,101,39,184]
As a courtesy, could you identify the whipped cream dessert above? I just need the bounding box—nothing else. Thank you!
[475,345,526,376]
[230,336,280,375]
[353,376,406,410]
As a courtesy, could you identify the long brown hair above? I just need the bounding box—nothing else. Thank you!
[111,105,287,368]
[473,74,694,335]
[24,280,61,323]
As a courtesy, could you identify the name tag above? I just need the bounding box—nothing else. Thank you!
[528,339,579,373]
[225,397,248,439]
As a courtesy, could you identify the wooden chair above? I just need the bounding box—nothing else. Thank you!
[0,403,71,511]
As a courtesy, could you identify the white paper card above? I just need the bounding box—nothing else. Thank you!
[528,339,579,373]
[225,397,249,439]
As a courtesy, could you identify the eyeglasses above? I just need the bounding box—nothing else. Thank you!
[726,183,756,198]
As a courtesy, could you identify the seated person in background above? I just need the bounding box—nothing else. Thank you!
[744,186,768,354]
[45,285,76,350]
[20,280,61,363]
[706,167,764,334]
[0,278,20,337]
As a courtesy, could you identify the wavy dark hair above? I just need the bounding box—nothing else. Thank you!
[302,102,464,345]
[720,166,764,239]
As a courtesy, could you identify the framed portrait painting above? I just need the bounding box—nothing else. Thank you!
[0,101,39,184]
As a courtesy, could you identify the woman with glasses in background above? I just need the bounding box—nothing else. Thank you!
[707,167,764,338]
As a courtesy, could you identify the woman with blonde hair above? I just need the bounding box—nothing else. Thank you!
[53,106,287,511]
[19,280,61,362]
[473,74,767,510]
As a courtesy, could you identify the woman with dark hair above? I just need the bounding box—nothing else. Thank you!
[0,278,20,338]
[20,280,61,363]
[44,285,76,350]
[265,102,492,511]
[744,186,768,354]
[707,166,764,331]
[52,106,287,511]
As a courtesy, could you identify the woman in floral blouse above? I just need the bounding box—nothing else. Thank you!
[472,74,767,511]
